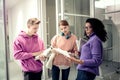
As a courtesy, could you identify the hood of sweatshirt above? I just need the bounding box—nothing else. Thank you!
[18,31,38,38]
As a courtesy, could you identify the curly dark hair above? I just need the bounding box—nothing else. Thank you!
[85,18,107,42]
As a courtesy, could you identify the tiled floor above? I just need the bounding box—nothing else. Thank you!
[9,61,120,80]
[95,61,120,80]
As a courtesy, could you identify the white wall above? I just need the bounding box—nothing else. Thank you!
[8,0,44,60]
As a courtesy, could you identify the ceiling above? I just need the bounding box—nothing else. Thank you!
[0,0,20,19]
[5,0,20,9]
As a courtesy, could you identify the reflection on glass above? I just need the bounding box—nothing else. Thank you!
[64,0,90,15]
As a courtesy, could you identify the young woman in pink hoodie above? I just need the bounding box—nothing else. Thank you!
[13,18,45,80]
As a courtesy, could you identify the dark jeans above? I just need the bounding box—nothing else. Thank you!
[52,65,70,80]
[76,70,96,80]
[23,71,42,80]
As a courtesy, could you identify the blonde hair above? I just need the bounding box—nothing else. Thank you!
[27,18,40,26]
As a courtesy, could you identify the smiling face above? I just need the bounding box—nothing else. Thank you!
[59,20,70,35]
[85,22,93,36]
[60,25,69,35]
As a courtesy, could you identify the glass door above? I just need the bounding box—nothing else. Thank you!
[56,0,94,38]
[55,0,94,80]
[0,0,9,80]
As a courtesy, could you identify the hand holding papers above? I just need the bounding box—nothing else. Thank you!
[35,46,53,60]
[35,47,71,69]
[53,48,70,58]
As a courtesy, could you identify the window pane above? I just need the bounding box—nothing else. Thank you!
[64,0,90,15]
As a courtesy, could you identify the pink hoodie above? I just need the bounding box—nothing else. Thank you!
[13,31,44,72]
